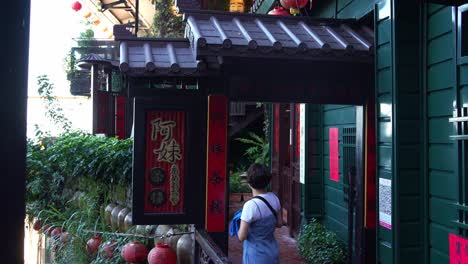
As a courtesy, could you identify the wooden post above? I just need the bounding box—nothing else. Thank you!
[91,64,99,134]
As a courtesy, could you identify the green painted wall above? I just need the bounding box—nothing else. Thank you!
[303,104,324,221]
[426,4,458,263]
[310,0,377,19]
[322,105,356,242]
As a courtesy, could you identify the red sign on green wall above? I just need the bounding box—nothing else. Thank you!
[329,128,339,182]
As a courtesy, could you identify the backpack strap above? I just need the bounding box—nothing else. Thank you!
[252,195,277,219]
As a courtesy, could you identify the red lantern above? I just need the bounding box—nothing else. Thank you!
[42,225,53,236]
[86,236,102,255]
[51,228,63,239]
[148,243,177,264]
[59,232,69,243]
[121,240,148,263]
[101,241,117,259]
[268,6,291,16]
[33,220,42,231]
[72,1,82,12]
[280,0,307,14]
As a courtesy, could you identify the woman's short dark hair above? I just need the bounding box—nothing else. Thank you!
[247,163,271,189]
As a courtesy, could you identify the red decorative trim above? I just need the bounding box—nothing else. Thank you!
[115,96,126,139]
[96,91,109,134]
[205,95,228,232]
[329,128,339,182]
[143,111,185,214]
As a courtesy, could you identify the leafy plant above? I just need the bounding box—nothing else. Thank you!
[229,171,251,193]
[297,219,347,264]
[153,0,184,37]
[37,75,73,133]
[235,132,270,165]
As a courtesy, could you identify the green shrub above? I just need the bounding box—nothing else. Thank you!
[297,219,347,264]
[229,171,251,193]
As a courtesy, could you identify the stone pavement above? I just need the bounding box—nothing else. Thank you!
[228,226,307,264]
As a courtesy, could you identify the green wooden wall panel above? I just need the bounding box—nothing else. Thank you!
[323,107,356,125]
[378,19,391,46]
[378,94,392,117]
[427,4,445,16]
[398,94,421,119]
[429,170,457,201]
[427,89,455,117]
[379,168,392,180]
[379,122,392,143]
[377,44,392,69]
[427,60,456,91]
[429,197,457,225]
[378,145,392,169]
[428,117,454,144]
[427,7,454,40]
[430,223,453,256]
[398,121,422,144]
[377,69,392,94]
[460,65,468,85]
[430,250,449,264]
[324,216,348,242]
[324,185,347,207]
[379,242,394,264]
[337,0,353,12]
[323,201,348,225]
[336,0,374,19]
[399,197,422,222]
[427,33,455,65]
[460,86,468,105]
[399,170,421,196]
[398,147,421,169]
[428,144,455,172]
[400,248,423,263]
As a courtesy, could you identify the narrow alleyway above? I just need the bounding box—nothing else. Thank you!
[228,226,306,263]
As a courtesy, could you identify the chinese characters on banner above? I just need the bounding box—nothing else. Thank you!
[449,233,468,263]
[143,111,185,214]
[329,128,339,182]
[206,95,227,232]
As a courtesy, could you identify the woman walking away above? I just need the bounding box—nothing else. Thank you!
[237,163,282,264]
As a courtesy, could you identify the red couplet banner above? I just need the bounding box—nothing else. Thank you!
[143,111,185,214]
[449,233,468,263]
[115,96,126,139]
[205,95,228,232]
[329,128,339,182]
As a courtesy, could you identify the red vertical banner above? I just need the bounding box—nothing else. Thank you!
[449,233,468,263]
[206,95,228,232]
[329,128,339,182]
[115,96,126,139]
[296,104,300,157]
[143,111,185,214]
[274,104,280,156]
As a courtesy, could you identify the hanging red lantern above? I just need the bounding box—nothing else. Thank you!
[148,243,177,264]
[121,240,148,263]
[51,228,63,239]
[86,236,102,255]
[42,225,53,236]
[32,220,42,231]
[59,232,69,243]
[268,6,291,16]
[72,1,82,12]
[101,241,117,259]
[280,0,307,14]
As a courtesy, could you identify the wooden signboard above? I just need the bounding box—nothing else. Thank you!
[132,95,206,224]
[205,95,228,232]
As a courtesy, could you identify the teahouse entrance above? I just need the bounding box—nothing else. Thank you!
[115,9,376,264]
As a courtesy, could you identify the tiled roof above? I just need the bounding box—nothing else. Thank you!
[114,11,374,77]
[184,11,374,62]
[118,38,212,76]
